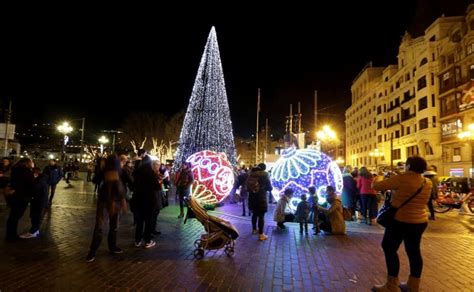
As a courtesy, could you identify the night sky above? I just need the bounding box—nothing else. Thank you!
[2,0,471,141]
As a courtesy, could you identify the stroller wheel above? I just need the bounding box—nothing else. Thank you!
[194,239,202,248]
[224,246,234,257]
[193,248,204,259]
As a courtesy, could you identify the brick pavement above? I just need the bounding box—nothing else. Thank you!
[0,177,472,291]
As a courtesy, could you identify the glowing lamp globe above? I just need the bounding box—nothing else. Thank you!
[270,147,343,211]
[186,150,234,205]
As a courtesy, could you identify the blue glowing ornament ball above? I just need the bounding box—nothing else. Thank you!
[270,147,343,211]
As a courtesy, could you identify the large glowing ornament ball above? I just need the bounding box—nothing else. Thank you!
[270,147,343,211]
[186,150,234,205]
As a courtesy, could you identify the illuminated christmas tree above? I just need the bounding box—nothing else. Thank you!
[174,27,237,170]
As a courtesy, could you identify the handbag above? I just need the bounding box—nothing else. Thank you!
[377,179,426,228]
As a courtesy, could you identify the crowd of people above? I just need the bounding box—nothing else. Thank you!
[1,151,439,291]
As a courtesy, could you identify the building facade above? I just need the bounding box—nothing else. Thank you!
[346,7,474,176]
[437,5,474,178]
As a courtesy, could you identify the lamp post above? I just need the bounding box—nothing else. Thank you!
[370,148,382,172]
[98,135,109,154]
[458,123,474,178]
[57,122,73,161]
[316,125,338,157]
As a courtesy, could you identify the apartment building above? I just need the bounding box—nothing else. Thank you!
[437,4,474,178]
[345,11,472,175]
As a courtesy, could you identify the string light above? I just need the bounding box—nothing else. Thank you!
[270,147,343,211]
[174,26,237,171]
[186,150,234,204]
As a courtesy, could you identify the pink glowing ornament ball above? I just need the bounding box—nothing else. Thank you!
[186,150,235,205]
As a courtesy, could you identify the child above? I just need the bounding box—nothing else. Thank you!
[307,186,320,234]
[295,194,310,234]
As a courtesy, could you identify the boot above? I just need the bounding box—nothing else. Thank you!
[399,276,420,292]
[372,276,401,292]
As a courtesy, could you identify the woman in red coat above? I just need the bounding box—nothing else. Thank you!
[356,167,377,225]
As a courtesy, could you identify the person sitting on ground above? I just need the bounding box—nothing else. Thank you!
[274,188,295,229]
[295,194,310,235]
[318,186,346,235]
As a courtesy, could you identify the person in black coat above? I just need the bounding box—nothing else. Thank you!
[20,167,49,238]
[341,166,358,220]
[247,163,273,241]
[5,158,35,241]
[233,168,250,216]
[43,159,63,206]
[132,155,160,249]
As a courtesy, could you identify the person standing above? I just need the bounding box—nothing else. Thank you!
[43,159,63,206]
[233,168,249,216]
[0,157,13,208]
[86,155,127,262]
[341,165,358,221]
[357,167,377,225]
[308,186,320,234]
[295,194,310,235]
[423,167,438,221]
[174,162,194,219]
[20,167,49,238]
[133,155,160,249]
[5,158,35,241]
[371,156,432,292]
[247,163,272,241]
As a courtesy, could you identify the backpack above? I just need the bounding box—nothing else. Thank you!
[246,173,260,193]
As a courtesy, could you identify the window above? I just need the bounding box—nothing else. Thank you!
[407,126,411,135]
[424,142,433,155]
[407,145,419,157]
[392,149,401,160]
[405,73,410,81]
[417,76,427,90]
[432,116,436,128]
[470,64,474,80]
[420,58,428,66]
[395,130,400,138]
[378,135,382,143]
[419,118,429,130]
[418,96,428,111]
[432,94,435,107]
[377,120,382,129]
[432,53,435,61]
[454,147,461,156]
[431,73,434,86]
[467,43,474,55]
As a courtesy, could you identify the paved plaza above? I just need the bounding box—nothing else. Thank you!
[0,176,473,291]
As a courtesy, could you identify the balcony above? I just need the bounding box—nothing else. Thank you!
[386,119,400,128]
[401,113,416,122]
[401,95,415,105]
[387,102,400,112]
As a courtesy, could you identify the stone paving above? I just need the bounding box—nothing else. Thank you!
[0,176,473,291]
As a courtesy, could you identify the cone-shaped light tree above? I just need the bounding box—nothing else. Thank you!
[174,27,237,170]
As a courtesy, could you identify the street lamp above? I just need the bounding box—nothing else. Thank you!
[316,125,339,157]
[458,123,474,178]
[57,122,73,161]
[370,148,382,172]
[98,135,109,154]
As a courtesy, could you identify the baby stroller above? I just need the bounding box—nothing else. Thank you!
[185,196,239,259]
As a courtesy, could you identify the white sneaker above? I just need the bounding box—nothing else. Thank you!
[19,231,39,239]
[144,240,156,249]
[134,241,144,247]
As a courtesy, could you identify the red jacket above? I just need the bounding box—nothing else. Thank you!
[357,176,376,196]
